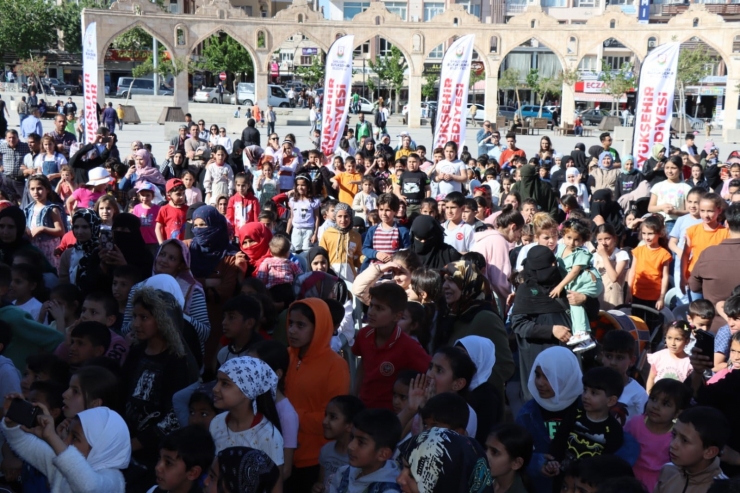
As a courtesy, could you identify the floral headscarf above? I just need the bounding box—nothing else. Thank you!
[70,208,101,285]
[218,447,280,493]
[219,356,278,413]
[442,261,490,314]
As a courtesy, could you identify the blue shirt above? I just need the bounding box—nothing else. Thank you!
[669,214,702,249]
[714,324,732,358]
[20,115,43,139]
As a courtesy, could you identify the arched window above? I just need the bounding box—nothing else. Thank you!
[375,16,381,25]
[693,18,699,27]
[647,36,657,51]
[257,30,266,48]
[297,14,303,23]
[454,17,459,26]
[175,26,186,46]
[609,19,615,29]
[567,36,577,55]
[733,35,740,53]
[530,19,536,28]
[489,36,498,54]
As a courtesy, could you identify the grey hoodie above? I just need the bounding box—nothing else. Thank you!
[328,460,401,493]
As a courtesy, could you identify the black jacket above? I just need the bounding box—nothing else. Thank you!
[615,170,644,198]
[241,126,261,147]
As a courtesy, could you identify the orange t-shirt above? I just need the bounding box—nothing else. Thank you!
[685,223,729,275]
[335,172,361,205]
[632,245,672,301]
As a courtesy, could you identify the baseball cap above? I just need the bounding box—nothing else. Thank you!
[166,178,184,193]
[136,182,156,194]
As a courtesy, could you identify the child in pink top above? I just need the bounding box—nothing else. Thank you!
[55,165,77,203]
[65,167,110,215]
[646,321,693,393]
[708,332,740,384]
[624,379,691,492]
[132,183,161,248]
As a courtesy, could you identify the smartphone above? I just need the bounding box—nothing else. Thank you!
[168,145,175,152]
[694,329,715,357]
[99,228,114,251]
[6,399,41,428]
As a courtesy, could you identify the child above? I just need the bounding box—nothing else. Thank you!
[258,236,302,305]
[418,392,470,434]
[419,197,439,221]
[317,198,338,242]
[627,215,672,311]
[296,149,328,198]
[1,404,131,493]
[287,175,321,253]
[65,292,129,366]
[331,157,362,206]
[181,170,202,206]
[257,157,279,207]
[709,331,740,384]
[20,354,69,399]
[391,370,419,415]
[654,407,729,493]
[55,165,77,204]
[217,294,265,366]
[150,425,215,493]
[156,178,189,242]
[485,423,534,493]
[361,193,410,265]
[462,198,485,231]
[9,263,44,319]
[646,320,693,393]
[203,145,234,205]
[188,382,220,430]
[132,183,161,253]
[570,456,637,493]
[65,166,110,215]
[395,153,431,218]
[397,301,426,343]
[352,176,378,225]
[545,367,624,476]
[713,294,740,371]
[319,203,363,282]
[122,288,199,469]
[66,322,111,367]
[111,265,143,334]
[94,194,118,228]
[560,168,589,211]
[327,409,402,493]
[592,223,629,310]
[616,155,644,199]
[648,157,692,234]
[209,356,284,468]
[601,330,648,421]
[549,219,603,352]
[35,135,66,185]
[315,395,365,492]
[227,171,260,230]
[624,379,691,492]
[24,175,65,265]
[61,365,120,419]
[442,191,474,254]
[681,193,728,297]
[351,283,430,411]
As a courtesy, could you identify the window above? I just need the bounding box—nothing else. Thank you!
[608,0,632,4]
[456,0,481,16]
[429,43,444,59]
[240,6,252,15]
[354,41,370,57]
[378,38,393,57]
[384,1,408,20]
[169,0,179,13]
[489,36,498,53]
[604,56,632,70]
[344,1,370,20]
[578,55,597,72]
[575,0,598,6]
[648,36,657,51]
[424,2,444,21]
[280,52,294,63]
[609,19,616,28]
[542,0,566,6]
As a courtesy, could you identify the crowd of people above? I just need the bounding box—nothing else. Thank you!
[1,107,740,493]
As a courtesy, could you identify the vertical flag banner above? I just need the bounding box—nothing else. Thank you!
[321,35,354,157]
[82,22,99,144]
[632,42,680,170]
[638,0,650,24]
[433,34,475,150]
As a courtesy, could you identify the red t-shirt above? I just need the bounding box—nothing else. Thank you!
[352,325,431,410]
[156,203,188,241]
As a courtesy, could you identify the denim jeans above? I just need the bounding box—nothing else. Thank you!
[291,227,313,252]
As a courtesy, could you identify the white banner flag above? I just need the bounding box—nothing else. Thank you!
[632,42,680,170]
[320,35,354,158]
[82,22,99,144]
[433,34,475,150]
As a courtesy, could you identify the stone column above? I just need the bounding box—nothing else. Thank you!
[723,79,739,138]
[407,73,422,128]
[561,82,575,125]
[97,65,106,107]
[174,70,189,111]
[484,69,498,123]
[255,72,269,106]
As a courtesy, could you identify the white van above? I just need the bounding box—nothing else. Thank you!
[236,83,291,107]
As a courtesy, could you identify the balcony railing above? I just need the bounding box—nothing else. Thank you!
[506,0,527,13]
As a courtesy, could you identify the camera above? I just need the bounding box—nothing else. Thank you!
[6,399,42,428]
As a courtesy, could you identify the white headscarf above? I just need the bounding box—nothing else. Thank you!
[219,356,278,413]
[77,407,131,471]
[527,346,583,412]
[565,167,581,178]
[455,336,495,391]
[142,274,185,309]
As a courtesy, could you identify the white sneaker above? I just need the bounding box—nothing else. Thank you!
[573,338,597,353]
[567,332,589,346]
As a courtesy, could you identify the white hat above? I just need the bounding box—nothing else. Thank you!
[86,167,111,186]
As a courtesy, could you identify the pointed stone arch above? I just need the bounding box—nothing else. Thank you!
[352,33,416,75]
[272,30,331,56]
[97,20,174,62]
[498,35,568,74]
[576,35,644,71]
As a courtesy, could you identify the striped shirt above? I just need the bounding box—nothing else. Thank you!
[0,141,30,180]
[372,225,400,254]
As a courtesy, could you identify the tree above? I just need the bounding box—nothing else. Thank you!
[468,71,484,104]
[57,0,108,53]
[112,27,157,59]
[130,54,193,103]
[676,45,713,134]
[368,45,407,113]
[294,55,324,89]
[498,68,521,108]
[422,74,438,101]
[15,56,48,96]
[197,34,255,95]
[599,61,635,114]
[367,78,377,100]
[526,69,561,118]
[0,0,59,58]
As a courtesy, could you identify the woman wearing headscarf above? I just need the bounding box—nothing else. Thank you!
[455,336,502,447]
[641,143,668,187]
[119,149,166,193]
[549,154,574,194]
[0,206,56,280]
[207,447,281,493]
[243,145,265,171]
[615,154,644,199]
[99,213,154,277]
[589,189,625,239]
[58,208,102,294]
[515,347,583,493]
[319,202,363,282]
[397,427,493,493]
[511,164,559,217]
[228,139,245,174]
[237,222,273,278]
[510,245,573,403]
[185,205,243,371]
[435,261,514,411]
[589,152,620,194]
[409,215,461,269]
[571,143,588,174]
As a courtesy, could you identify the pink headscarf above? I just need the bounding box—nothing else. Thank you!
[134,149,165,186]
[154,239,204,313]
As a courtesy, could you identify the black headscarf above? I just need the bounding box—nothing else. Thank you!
[511,165,559,217]
[571,144,588,174]
[410,215,461,269]
[184,202,206,240]
[512,245,567,316]
[0,206,30,265]
[589,189,625,238]
[112,213,153,275]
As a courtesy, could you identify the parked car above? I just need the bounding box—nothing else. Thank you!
[44,78,79,96]
[671,112,704,130]
[403,101,436,119]
[497,105,518,121]
[115,77,173,98]
[193,87,234,104]
[577,108,611,126]
[517,105,554,123]
[236,83,291,107]
[467,103,485,121]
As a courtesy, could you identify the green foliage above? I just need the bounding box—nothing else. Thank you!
[559,67,580,88]
[196,34,254,79]
[498,67,522,107]
[367,45,407,112]
[469,71,484,90]
[422,74,438,101]
[295,55,324,89]
[526,69,560,117]
[600,61,635,110]
[367,78,377,99]
[57,0,108,53]
[0,0,60,58]
[675,45,713,132]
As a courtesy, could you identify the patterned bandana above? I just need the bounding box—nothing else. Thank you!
[219,356,278,413]
[442,260,487,313]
